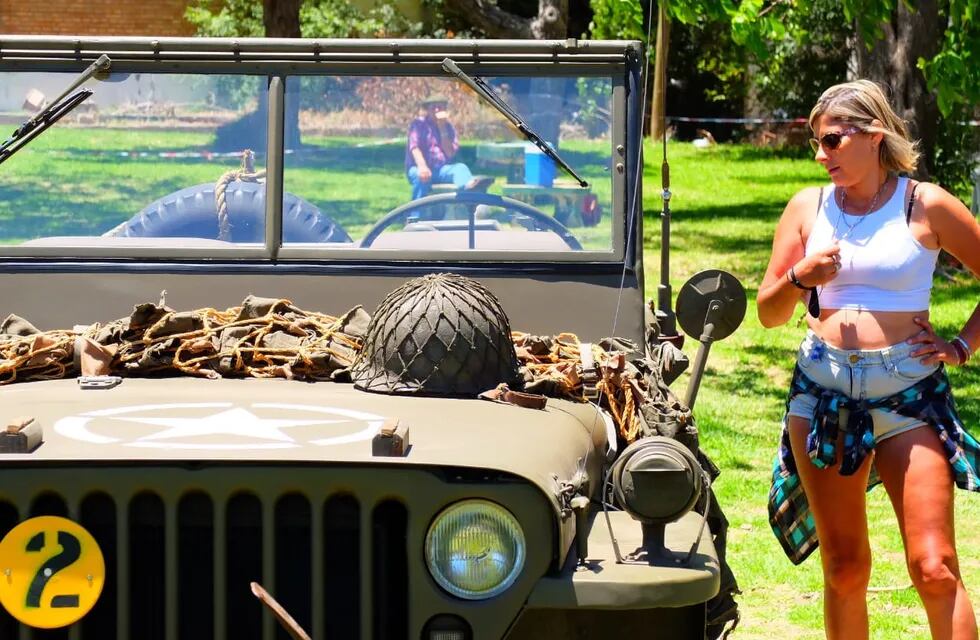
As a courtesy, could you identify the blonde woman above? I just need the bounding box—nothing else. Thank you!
[759,80,980,639]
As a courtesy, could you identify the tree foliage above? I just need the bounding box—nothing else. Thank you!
[589,0,977,189]
[186,0,976,187]
[590,0,977,118]
[185,0,422,39]
[588,0,645,41]
[920,0,980,115]
[748,0,850,117]
[185,0,263,37]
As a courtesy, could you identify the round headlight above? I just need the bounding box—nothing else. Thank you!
[425,499,526,600]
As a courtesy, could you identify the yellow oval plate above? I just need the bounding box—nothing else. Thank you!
[0,516,105,629]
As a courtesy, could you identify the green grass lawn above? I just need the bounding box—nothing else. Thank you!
[0,129,220,241]
[651,142,980,639]
[0,128,615,249]
[3,126,977,637]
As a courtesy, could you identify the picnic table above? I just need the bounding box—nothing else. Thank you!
[475,142,602,227]
[475,141,525,183]
[500,181,601,227]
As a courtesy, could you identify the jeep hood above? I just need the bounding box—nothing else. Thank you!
[0,377,611,510]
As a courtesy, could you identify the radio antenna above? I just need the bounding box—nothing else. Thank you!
[652,4,682,345]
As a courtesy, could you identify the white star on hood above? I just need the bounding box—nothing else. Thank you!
[115,407,345,443]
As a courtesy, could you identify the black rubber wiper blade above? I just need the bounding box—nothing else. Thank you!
[0,54,111,167]
[0,90,92,166]
[442,58,588,188]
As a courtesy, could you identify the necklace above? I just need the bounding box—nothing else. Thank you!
[834,176,889,242]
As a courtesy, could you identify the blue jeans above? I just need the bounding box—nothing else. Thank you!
[407,163,473,200]
[788,330,940,443]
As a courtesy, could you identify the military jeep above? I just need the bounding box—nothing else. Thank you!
[0,37,736,640]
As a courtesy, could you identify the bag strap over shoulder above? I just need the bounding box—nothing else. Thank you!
[906,180,920,225]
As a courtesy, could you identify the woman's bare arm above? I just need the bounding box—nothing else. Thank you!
[920,184,980,356]
[757,187,839,327]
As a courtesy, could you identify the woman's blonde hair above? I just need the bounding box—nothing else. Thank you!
[808,80,919,174]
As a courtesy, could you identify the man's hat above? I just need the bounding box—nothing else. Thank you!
[420,93,448,106]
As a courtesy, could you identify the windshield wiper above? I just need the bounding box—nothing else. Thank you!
[442,58,588,188]
[0,54,111,167]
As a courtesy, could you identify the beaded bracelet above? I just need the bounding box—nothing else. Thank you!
[952,336,972,365]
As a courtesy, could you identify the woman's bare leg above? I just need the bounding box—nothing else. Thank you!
[875,426,978,640]
[788,416,874,640]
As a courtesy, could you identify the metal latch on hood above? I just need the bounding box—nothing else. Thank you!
[555,457,589,520]
[0,417,43,453]
[77,375,123,390]
[372,418,411,457]
[555,459,593,566]
[578,343,599,401]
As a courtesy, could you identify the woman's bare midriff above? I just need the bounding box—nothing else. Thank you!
[807,308,926,350]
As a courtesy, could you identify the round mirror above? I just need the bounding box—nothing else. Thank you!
[676,269,746,341]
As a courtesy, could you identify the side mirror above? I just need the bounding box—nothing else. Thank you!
[675,269,746,410]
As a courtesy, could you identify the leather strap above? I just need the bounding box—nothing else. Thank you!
[479,384,548,410]
[906,181,919,225]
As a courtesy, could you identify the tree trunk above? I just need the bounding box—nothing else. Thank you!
[650,5,670,140]
[262,0,302,148]
[530,0,567,39]
[452,0,568,39]
[853,0,941,179]
[262,0,301,38]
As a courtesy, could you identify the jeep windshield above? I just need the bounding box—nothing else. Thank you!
[0,41,630,261]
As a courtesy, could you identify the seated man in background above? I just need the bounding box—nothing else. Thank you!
[406,95,492,200]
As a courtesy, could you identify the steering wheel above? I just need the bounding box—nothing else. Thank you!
[359,191,583,250]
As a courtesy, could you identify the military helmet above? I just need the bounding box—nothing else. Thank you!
[351,273,520,396]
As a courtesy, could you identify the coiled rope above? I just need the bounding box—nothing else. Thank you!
[214,149,267,241]
[1,309,666,444]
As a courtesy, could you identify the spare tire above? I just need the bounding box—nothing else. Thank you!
[110,181,351,243]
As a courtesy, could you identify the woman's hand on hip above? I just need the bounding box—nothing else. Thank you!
[908,317,963,366]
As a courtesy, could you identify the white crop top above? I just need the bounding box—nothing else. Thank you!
[805,177,938,312]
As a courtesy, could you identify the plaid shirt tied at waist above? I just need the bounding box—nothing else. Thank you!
[768,364,980,564]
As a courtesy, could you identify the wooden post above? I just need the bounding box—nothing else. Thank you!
[650,4,670,140]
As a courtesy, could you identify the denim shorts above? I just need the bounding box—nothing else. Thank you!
[787,330,940,444]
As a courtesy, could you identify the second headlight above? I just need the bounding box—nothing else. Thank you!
[424,499,526,600]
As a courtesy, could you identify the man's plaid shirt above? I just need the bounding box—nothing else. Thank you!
[768,364,980,564]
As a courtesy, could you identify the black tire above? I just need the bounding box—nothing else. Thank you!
[113,181,351,243]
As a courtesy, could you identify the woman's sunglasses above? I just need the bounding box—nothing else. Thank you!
[808,126,862,153]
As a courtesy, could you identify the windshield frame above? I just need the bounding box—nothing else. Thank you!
[0,37,639,264]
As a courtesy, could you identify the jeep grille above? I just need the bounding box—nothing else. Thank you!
[0,467,410,640]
